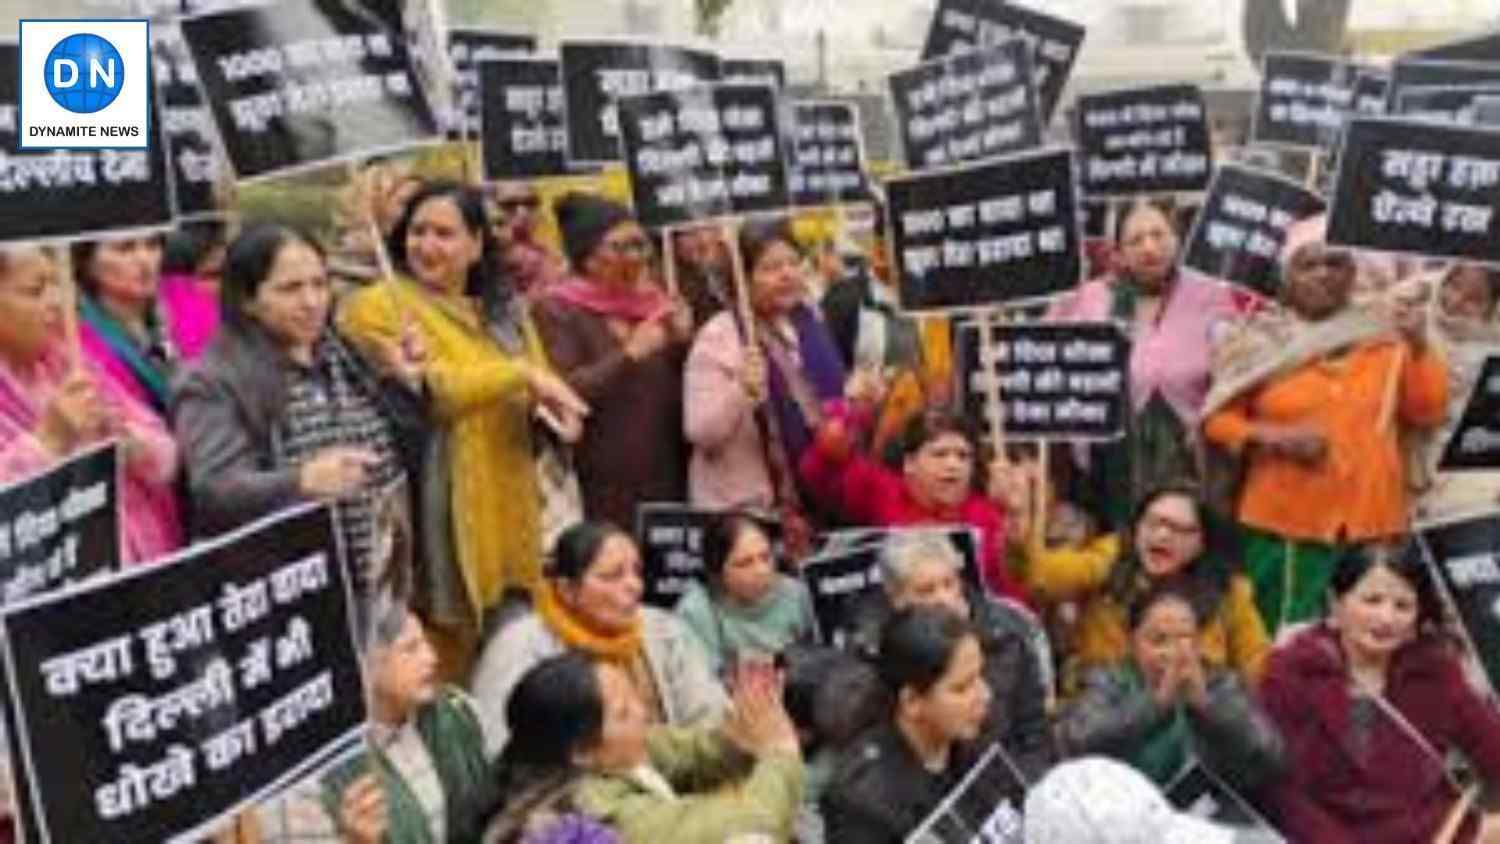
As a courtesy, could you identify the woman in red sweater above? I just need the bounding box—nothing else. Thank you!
[799,407,1025,604]
[1259,543,1500,843]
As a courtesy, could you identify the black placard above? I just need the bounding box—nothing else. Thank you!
[721,59,786,90]
[635,504,781,610]
[0,43,174,244]
[920,0,1085,125]
[1387,59,1500,111]
[786,101,871,207]
[617,83,788,230]
[153,23,230,220]
[1165,761,1281,833]
[1353,71,1392,117]
[179,0,442,182]
[958,321,1129,441]
[0,504,365,843]
[0,443,119,606]
[889,39,1041,172]
[905,742,1029,844]
[1326,117,1500,263]
[559,41,722,166]
[1416,509,1500,697]
[479,58,569,181]
[800,543,882,650]
[1076,83,1211,197]
[1412,32,1500,63]
[1393,85,1500,128]
[446,27,535,139]
[1181,164,1326,296]
[1252,52,1361,150]
[1438,355,1500,471]
[886,147,1080,312]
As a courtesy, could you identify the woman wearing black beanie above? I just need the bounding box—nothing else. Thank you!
[534,191,693,530]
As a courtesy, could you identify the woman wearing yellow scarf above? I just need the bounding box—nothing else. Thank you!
[471,522,728,761]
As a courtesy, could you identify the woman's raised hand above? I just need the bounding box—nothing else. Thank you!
[298,447,379,500]
[722,661,801,759]
[338,773,387,844]
[37,371,106,456]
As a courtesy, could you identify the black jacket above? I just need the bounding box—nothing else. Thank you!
[845,588,1058,782]
[821,722,985,844]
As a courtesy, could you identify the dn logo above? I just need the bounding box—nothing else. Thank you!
[44,33,125,114]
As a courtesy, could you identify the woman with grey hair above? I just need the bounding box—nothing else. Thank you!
[257,597,501,843]
[846,529,1056,780]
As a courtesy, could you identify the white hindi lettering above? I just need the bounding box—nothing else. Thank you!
[99,658,238,752]
[94,744,197,820]
[40,634,135,698]
[138,604,217,680]
[258,671,336,747]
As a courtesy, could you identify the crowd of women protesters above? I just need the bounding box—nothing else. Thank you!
[4,173,1500,844]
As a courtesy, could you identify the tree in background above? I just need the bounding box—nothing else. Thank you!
[1242,0,1354,62]
[695,0,735,37]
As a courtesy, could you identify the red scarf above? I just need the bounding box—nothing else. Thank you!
[547,275,670,322]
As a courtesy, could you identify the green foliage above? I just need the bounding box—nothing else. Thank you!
[695,0,736,37]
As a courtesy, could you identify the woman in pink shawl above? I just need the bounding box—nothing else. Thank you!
[0,245,182,565]
[71,232,220,419]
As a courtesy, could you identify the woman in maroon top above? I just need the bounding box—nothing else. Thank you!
[1259,543,1500,843]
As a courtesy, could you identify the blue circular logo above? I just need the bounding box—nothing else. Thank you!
[44,33,125,114]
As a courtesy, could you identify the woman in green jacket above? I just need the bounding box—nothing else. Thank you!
[487,651,803,844]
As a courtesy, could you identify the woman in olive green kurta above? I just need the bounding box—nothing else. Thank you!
[341,183,586,677]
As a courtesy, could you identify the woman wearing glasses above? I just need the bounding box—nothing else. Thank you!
[1203,215,1448,634]
[1028,484,1270,698]
[535,192,694,531]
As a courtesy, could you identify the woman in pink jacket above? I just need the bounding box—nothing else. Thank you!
[72,233,220,419]
[683,217,847,554]
[0,245,182,565]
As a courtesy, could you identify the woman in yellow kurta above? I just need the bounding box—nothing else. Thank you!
[1024,484,1269,698]
[341,182,587,678]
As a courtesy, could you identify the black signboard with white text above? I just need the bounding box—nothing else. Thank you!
[1326,117,1500,263]
[1412,32,1500,63]
[0,504,365,843]
[618,84,788,230]
[886,147,1080,312]
[446,28,535,139]
[800,543,882,650]
[0,442,119,606]
[636,504,782,610]
[479,59,569,181]
[1165,761,1282,835]
[959,321,1129,442]
[889,39,1041,172]
[787,101,871,207]
[1439,354,1500,471]
[1387,59,1500,111]
[153,24,230,220]
[721,59,786,90]
[0,44,174,244]
[179,0,442,181]
[1394,86,1500,128]
[1416,509,1500,696]
[559,40,721,166]
[1075,84,1211,197]
[1181,164,1327,296]
[920,0,1085,124]
[1252,52,1361,150]
[905,742,1029,844]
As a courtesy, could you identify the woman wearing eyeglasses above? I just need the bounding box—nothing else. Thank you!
[534,192,693,531]
[1203,214,1448,635]
[1028,484,1270,698]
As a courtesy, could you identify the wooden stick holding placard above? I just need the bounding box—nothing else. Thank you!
[661,226,680,299]
[1378,343,1408,433]
[724,220,757,346]
[58,247,82,373]
[982,309,1007,462]
[1433,785,1480,844]
[1305,150,1322,192]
